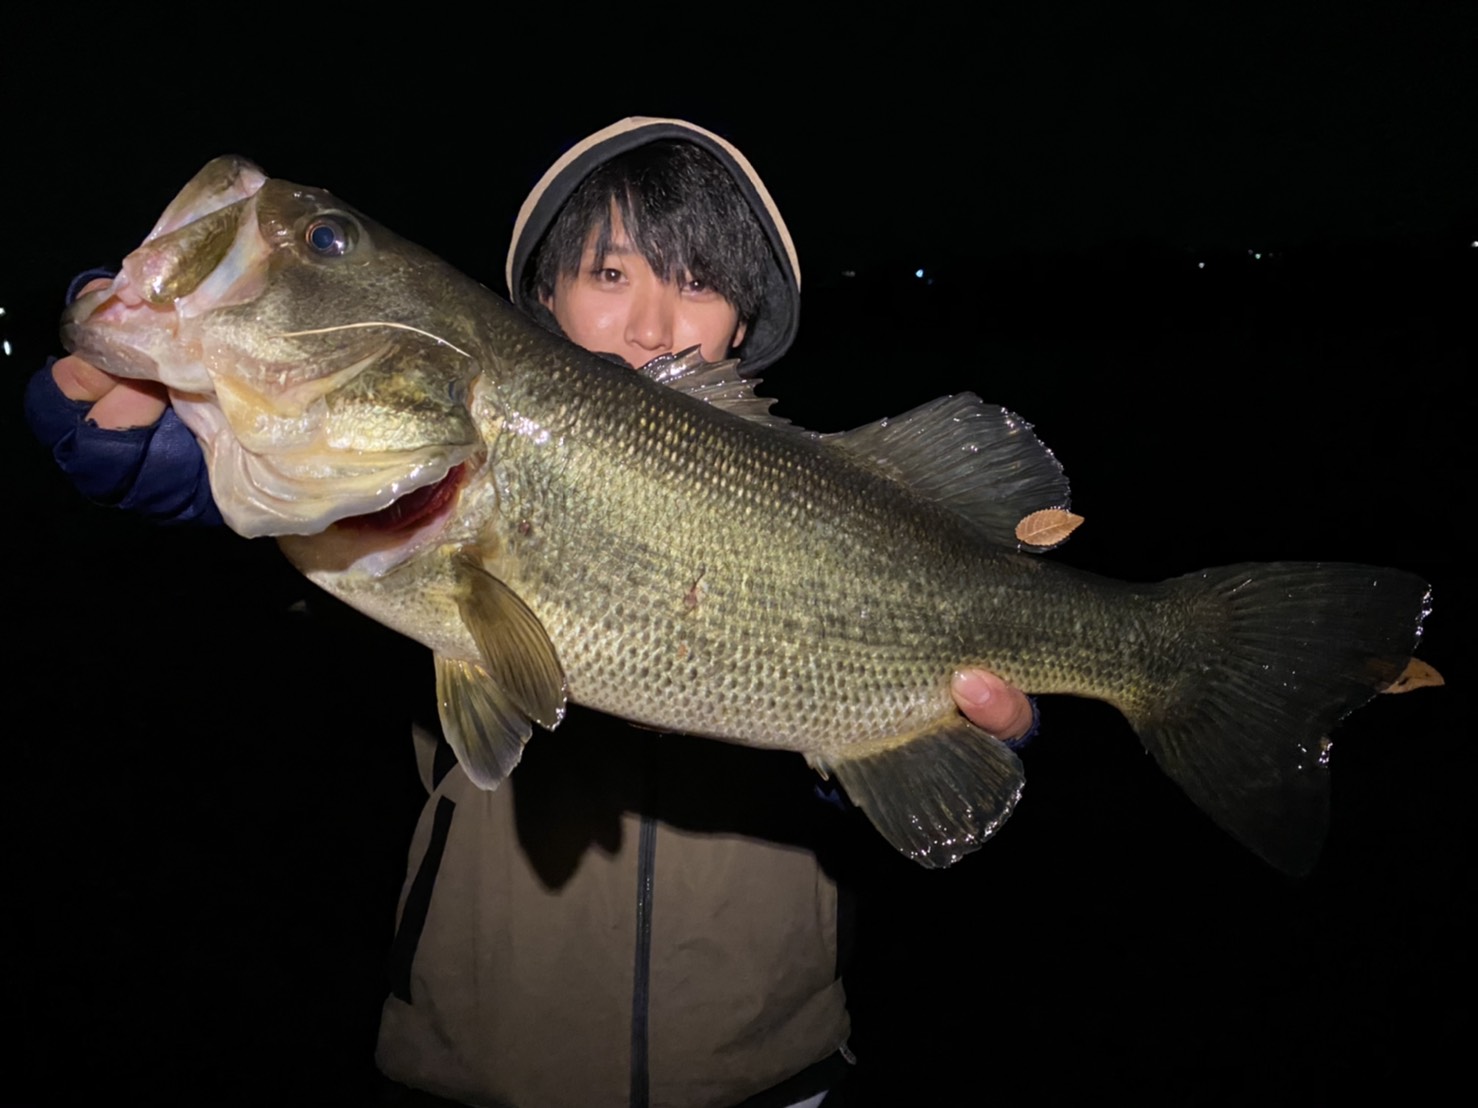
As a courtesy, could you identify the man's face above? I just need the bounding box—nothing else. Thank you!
[541,211,746,368]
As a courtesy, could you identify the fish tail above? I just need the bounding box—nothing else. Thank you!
[1122,562,1431,874]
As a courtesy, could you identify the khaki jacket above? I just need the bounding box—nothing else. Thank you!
[376,710,852,1108]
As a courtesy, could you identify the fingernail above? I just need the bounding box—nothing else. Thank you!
[952,670,993,707]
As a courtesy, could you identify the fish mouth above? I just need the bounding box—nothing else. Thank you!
[336,464,466,533]
[277,461,472,579]
[62,156,271,393]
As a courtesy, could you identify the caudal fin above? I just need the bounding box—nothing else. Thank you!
[1126,563,1431,875]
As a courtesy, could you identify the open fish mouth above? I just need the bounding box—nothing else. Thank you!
[337,464,467,532]
[276,459,472,579]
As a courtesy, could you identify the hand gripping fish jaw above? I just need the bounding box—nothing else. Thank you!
[62,157,483,541]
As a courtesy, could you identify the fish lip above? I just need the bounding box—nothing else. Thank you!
[59,281,173,382]
[61,169,271,394]
[60,284,114,329]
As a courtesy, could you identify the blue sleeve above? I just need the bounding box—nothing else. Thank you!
[24,270,223,527]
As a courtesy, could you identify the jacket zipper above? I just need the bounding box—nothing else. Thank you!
[630,811,657,1108]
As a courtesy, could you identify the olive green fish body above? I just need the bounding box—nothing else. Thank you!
[301,330,1152,748]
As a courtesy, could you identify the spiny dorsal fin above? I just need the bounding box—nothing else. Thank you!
[638,347,800,432]
[434,655,533,790]
[811,717,1026,868]
[454,556,567,730]
[825,394,1072,551]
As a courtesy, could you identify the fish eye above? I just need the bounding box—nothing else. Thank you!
[304,215,357,257]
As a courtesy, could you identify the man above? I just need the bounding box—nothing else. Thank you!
[28,118,1035,1107]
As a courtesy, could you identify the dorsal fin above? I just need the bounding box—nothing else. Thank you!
[638,347,800,432]
[825,393,1072,551]
[640,356,1071,551]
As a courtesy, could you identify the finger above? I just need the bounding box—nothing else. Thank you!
[952,669,1036,742]
[55,276,169,428]
[52,354,122,403]
[88,378,169,430]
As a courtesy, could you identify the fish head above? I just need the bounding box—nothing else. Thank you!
[62,156,485,541]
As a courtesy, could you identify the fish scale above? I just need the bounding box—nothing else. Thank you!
[473,360,1015,740]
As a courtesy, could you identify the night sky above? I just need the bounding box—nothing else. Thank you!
[5,9,1473,1106]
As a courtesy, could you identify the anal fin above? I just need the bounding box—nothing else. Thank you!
[817,717,1026,868]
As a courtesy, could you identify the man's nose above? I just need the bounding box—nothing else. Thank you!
[625,288,675,352]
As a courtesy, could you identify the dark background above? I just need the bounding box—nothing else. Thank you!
[4,8,1472,1105]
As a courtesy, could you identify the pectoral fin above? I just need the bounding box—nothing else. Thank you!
[814,717,1026,868]
[454,557,567,730]
[434,655,534,790]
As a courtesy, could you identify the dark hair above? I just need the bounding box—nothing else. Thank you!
[528,141,771,326]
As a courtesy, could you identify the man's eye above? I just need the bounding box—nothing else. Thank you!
[684,276,712,295]
[593,267,623,283]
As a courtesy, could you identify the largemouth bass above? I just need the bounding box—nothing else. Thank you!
[61,156,1433,874]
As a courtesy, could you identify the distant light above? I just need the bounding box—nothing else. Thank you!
[1254,253,1262,260]
[1197,262,1205,269]
[2,341,10,356]
[842,269,857,278]
[915,268,924,278]
[0,306,6,316]
[1471,241,1477,248]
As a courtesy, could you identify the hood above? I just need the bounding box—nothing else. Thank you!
[505,117,801,376]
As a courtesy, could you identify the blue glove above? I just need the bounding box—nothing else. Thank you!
[24,270,222,527]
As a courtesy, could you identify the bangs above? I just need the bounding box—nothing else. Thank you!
[530,142,770,323]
